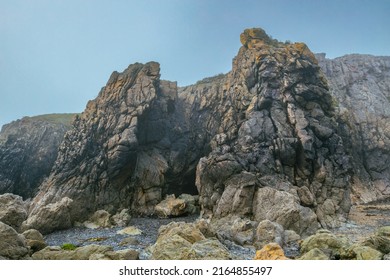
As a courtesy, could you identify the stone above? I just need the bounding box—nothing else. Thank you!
[255,219,284,249]
[154,195,187,218]
[361,226,390,254]
[0,114,74,199]
[21,197,73,234]
[22,229,46,253]
[299,248,329,260]
[284,230,301,244]
[150,221,230,260]
[347,245,383,260]
[253,187,318,236]
[0,222,30,259]
[87,210,112,228]
[111,209,131,227]
[178,194,200,215]
[383,253,390,260]
[208,216,256,246]
[0,193,27,231]
[117,226,143,236]
[254,243,289,260]
[182,238,231,260]
[300,230,350,259]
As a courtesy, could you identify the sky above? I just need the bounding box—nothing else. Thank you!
[1,0,389,128]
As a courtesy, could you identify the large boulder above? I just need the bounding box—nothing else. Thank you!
[360,226,390,254]
[150,222,231,260]
[21,197,73,234]
[254,243,289,260]
[300,229,350,259]
[0,221,30,259]
[0,193,27,231]
[22,229,46,253]
[154,195,187,218]
[253,187,318,236]
[254,220,285,249]
[298,248,329,260]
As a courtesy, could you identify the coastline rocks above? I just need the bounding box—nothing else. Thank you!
[22,197,73,234]
[255,220,285,249]
[150,222,231,260]
[154,195,187,218]
[0,222,30,259]
[111,209,131,227]
[86,210,112,228]
[32,244,139,260]
[117,226,142,236]
[253,187,318,236]
[298,248,329,260]
[21,229,46,253]
[300,229,350,259]
[0,193,27,231]
[360,226,390,254]
[347,245,383,260]
[254,243,289,260]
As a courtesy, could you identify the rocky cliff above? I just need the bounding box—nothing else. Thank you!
[22,28,389,237]
[316,54,390,203]
[0,114,75,198]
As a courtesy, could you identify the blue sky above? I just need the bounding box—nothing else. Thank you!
[1,0,389,128]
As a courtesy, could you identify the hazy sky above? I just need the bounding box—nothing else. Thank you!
[1,0,389,128]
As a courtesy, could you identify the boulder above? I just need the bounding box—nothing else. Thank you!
[347,245,383,260]
[22,229,46,253]
[21,197,73,234]
[254,243,289,260]
[182,238,231,260]
[86,210,112,228]
[178,194,200,215]
[361,226,390,254]
[0,193,27,231]
[154,195,186,218]
[300,229,350,259]
[253,187,318,236]
[0,221,30,259]
[110,209,131,227]
[209,216,256,246]
[150,222,231,260]
[254,220,284,249]
[298,248,329,260]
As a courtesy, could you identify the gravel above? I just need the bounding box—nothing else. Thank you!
[44,215,256,260]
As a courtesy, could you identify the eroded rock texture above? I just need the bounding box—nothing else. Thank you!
[317,54,390,203]
[26,62,199,232]
[0,115,74,198]
[24,28,389,236]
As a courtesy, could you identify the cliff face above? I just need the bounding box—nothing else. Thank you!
[26,62,201,227]
[0,115,74,199]
[316,54,390,203]
[22,28,390,236]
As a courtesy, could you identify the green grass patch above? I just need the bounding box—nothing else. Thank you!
[61,243,77,250]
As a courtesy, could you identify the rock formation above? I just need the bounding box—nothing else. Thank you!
[316,53,390,203]
[19,28,390,239]
[0,114,74,199]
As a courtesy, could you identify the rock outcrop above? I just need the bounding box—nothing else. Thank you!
[316,53,390,203]
[0,222,30,260]
[0,114,74,199]
[21,27,389,239]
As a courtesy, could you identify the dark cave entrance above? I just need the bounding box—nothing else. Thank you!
[167,170,199,197]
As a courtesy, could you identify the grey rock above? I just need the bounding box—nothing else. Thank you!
[0,221,30,259]
[0,193,27,231]
[0,114,74,199]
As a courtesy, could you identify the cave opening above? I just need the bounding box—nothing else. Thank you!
[167,170,199,197]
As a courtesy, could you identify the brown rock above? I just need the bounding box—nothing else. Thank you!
[0,193,27,231]
[254,243,289,260]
